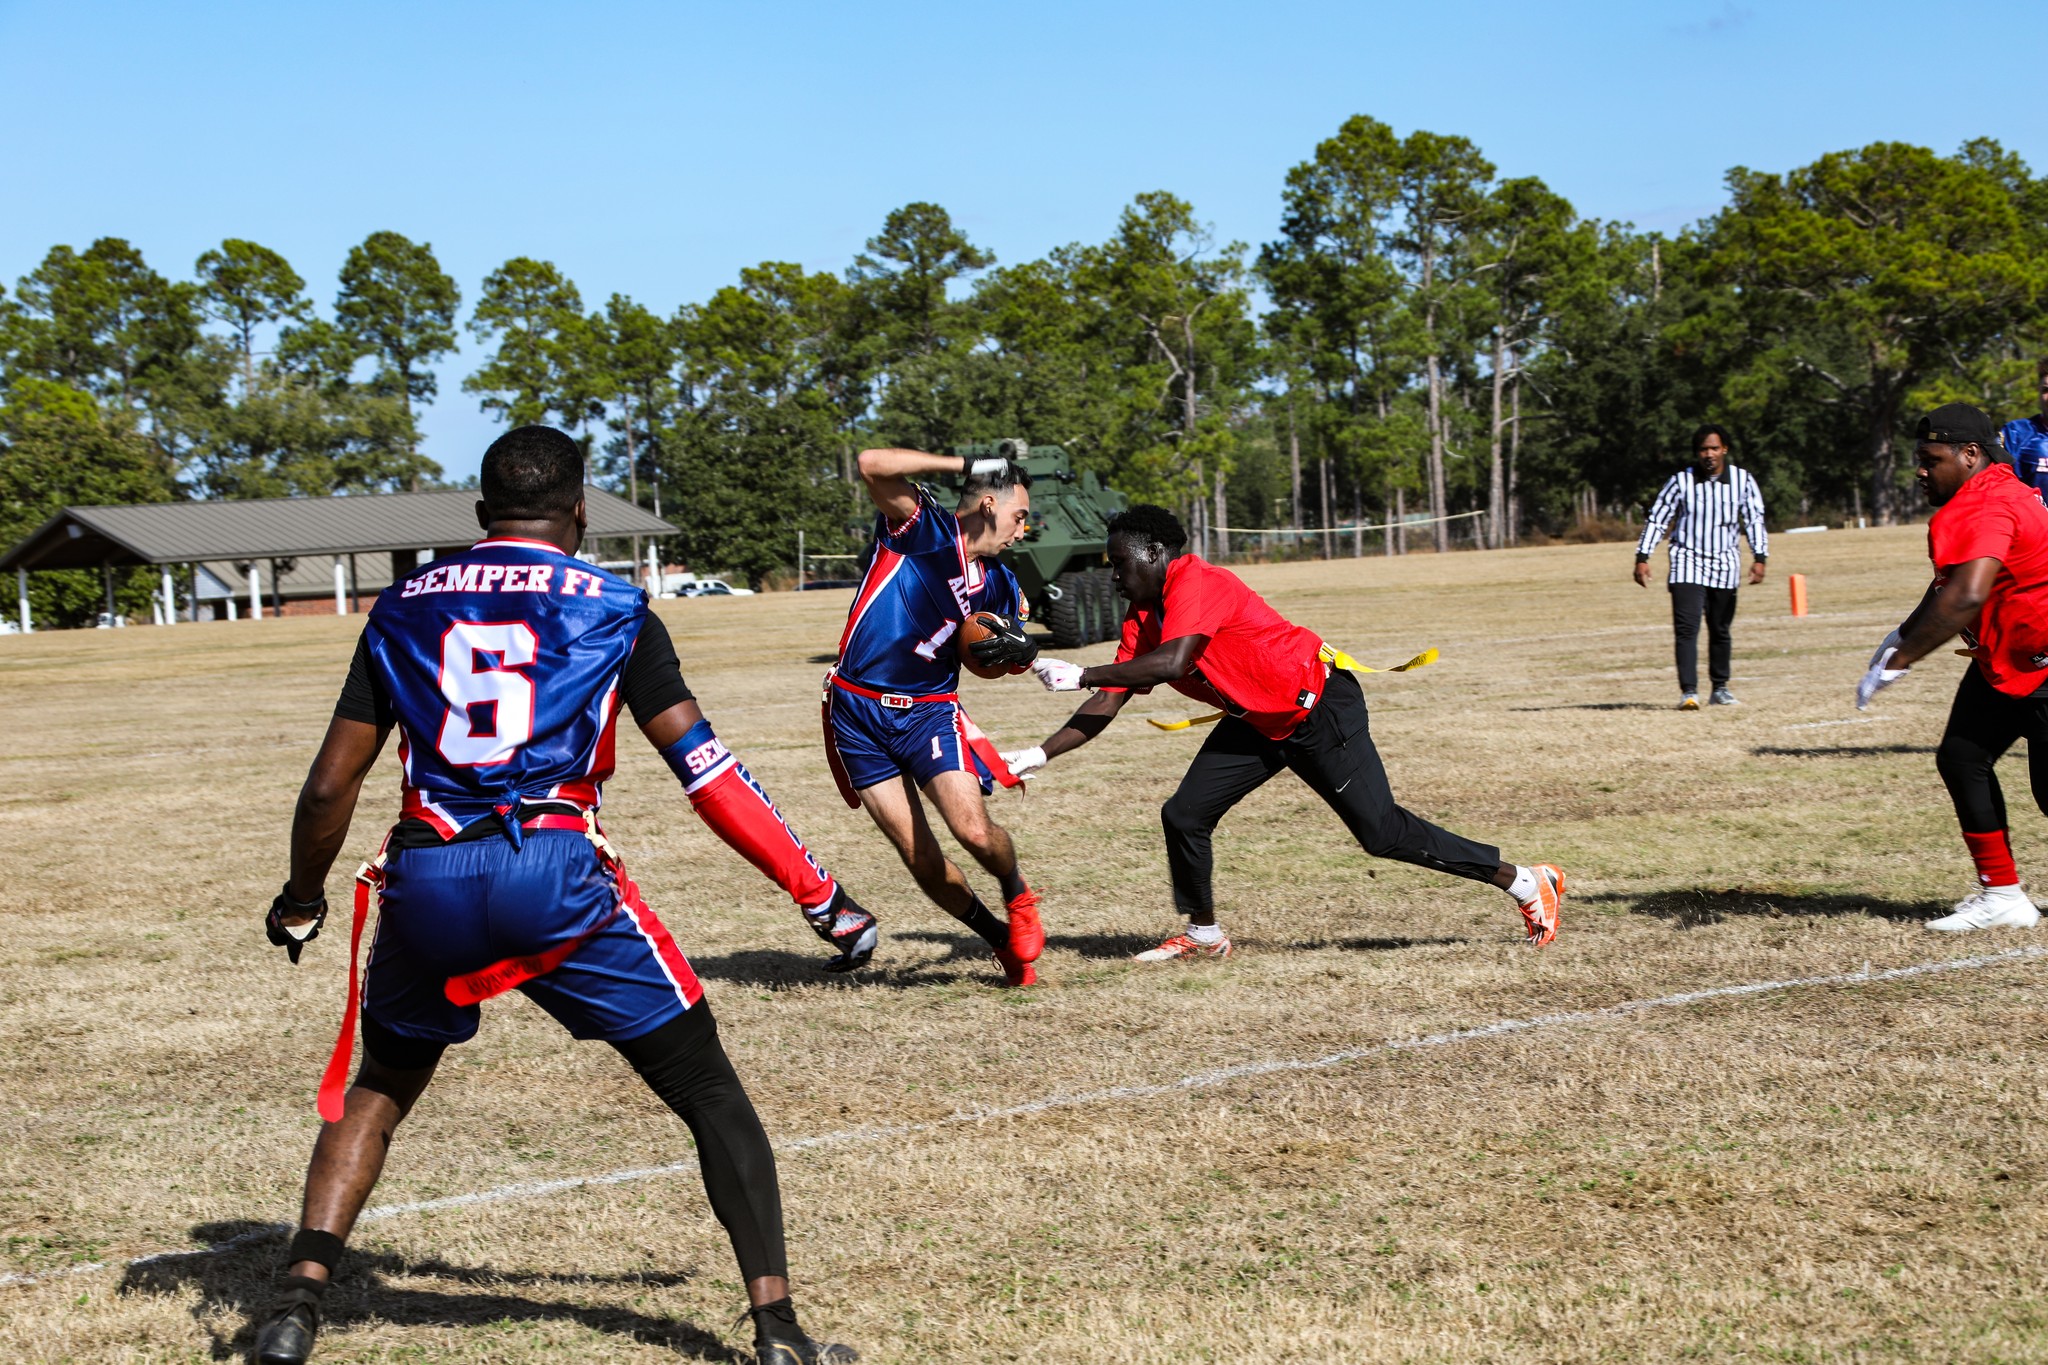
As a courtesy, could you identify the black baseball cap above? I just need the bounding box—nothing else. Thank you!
[1915,402,2000,450]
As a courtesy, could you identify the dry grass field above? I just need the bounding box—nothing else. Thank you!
[5,527,2048,1364]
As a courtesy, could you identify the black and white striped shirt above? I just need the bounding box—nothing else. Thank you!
[1635,465,1768,589]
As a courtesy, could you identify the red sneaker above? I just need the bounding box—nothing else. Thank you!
[992,944,1038,988]
[1517,864,1565,948]
[1005,888,1044,964]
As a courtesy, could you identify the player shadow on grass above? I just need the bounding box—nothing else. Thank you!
[691,926,1167,992]
[119,1219,739,1362]
[1750,744,1939,757]
[1507,701,1671,712]
[1585,887,1940,929]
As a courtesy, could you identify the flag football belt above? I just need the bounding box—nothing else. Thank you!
[314,806,643,1121]
[1144,644,1442,731]
[820,669,1022,807]
[827,673,959,709]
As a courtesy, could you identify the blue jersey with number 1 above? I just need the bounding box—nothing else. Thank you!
[362,536,644,837]
[836,486,1022,694]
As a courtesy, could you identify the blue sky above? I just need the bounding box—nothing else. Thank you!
[4,0,2042,482]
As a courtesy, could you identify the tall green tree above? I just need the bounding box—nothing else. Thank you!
[1386,131,1495,551]
[584,294,678,511]
[664,263,860,586]
[2,238,214,475]
[464,257,585,432]
[1259,114,1412,540]
[1708,141,2044,522]
[334,231,459,466]
[194,239,309,394]
[852,202,994,450]
[1070,192,1259,546]
[1468,176,1594,545]
[0,377,171,625]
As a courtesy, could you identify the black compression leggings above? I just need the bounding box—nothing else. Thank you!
[611,1004,788,1283]
[1936,666,2048,833]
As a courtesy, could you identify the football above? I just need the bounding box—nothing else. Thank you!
[958,612,1015,680]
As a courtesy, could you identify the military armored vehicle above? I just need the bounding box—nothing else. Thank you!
[943,439,1128,648]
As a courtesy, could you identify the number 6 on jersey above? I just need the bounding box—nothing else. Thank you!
[437,621,538,765]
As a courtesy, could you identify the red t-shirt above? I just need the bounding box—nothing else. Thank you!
[1105,556,1327,739]
[1927,462,2048,696]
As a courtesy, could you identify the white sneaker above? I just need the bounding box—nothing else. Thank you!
[1925,884,2042,932]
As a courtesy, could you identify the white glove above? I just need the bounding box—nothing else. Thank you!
[1001,746,1048,779]
[1867,627,1903,669]
[1033,658,1085,692]
[1856,646,1908,710]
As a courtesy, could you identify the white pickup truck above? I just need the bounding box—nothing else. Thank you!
[657,573,755,598]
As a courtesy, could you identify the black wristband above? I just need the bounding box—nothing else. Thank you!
[287,1228,346,1273]
[279,883,326,913]
[1634,553,1649,564]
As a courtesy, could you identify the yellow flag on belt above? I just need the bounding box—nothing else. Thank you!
[1146,646,1439,730]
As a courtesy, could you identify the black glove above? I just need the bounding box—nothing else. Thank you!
[265,883,329,965]
[968,613,1038,670]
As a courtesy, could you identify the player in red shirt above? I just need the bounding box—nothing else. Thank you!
[999,504,1565,958]
[1857,403,2048,932]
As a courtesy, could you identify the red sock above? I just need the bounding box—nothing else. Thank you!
[1962,829,2019,888]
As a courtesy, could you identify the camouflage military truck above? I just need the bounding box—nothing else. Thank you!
[942,439,1128,648]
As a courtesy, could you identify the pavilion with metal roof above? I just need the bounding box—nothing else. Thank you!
[2,486,677,631]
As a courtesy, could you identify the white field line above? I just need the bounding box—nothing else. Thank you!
[1781,717,1886,731]
[6,944,2042,1291]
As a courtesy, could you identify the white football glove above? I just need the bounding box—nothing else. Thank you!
[1001,746,1048,779]
[1032,658,1085,692]
[1856,646,1908,711]
[1867,627,1903,669]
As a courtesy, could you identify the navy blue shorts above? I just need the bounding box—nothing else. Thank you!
[826,687,993,795]
[364,830,701,1046]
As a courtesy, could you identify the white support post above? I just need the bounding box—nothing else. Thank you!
[226,596,237,622]
[161,566,175,625]
[334,558,347,615]
[646,542,660,595]
[797,529,806,589]
[248,564,262,620]
[18,567,30,635]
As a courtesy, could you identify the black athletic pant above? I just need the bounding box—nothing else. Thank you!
[1160,669,1501,918]
[1669,582,1738,694]
[611,1003,787,1282]
[1936,666,2048,834]
[364,1000,787,1283]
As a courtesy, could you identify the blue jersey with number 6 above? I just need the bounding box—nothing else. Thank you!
[362,536,644,837]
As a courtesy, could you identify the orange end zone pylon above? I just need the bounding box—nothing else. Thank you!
[1788,573,1809,617]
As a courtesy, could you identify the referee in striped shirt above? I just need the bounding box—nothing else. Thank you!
[1633,425,1769,709]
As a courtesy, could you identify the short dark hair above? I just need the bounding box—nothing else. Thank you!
[1106,503,1188,553]
[958,459,1031,506]
[1691,424,1734,454]
[481,426,584,520]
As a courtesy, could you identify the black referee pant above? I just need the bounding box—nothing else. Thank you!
[1160,669,1501,919]
[1670,582,1738,695]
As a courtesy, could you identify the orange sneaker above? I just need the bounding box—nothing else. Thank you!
[992,944,1038,987]
[1005,888,1045,964]
[1517,864,1565,947]
[1134,931,1232,962]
